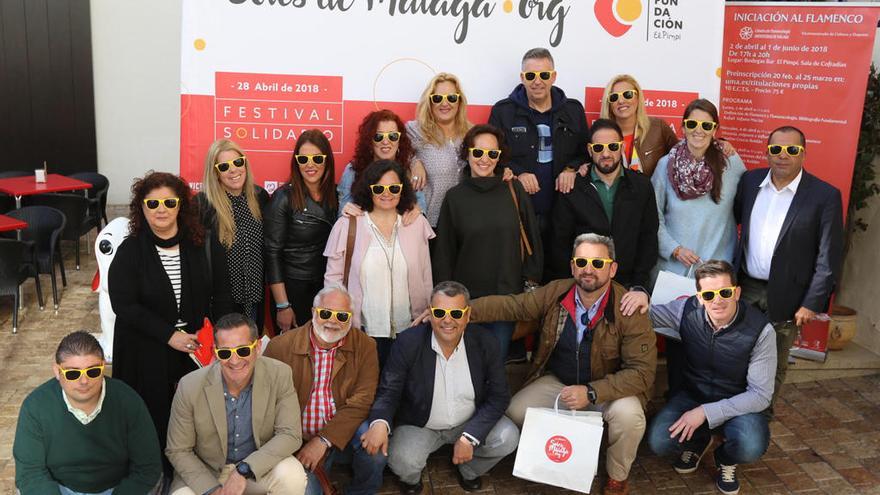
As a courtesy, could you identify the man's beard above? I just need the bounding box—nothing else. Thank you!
[576,272,606,293]
[313,319,349,344]
[594,157,621,176]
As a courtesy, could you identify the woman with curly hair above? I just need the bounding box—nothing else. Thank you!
[109,171,234,475]
[337,109,427,216]
[196,139,269,326]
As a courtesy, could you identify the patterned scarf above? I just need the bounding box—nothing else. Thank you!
[226,193,263,319]
[667,139,722,200]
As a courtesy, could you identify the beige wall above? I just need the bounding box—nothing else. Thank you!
[91,0,182,204]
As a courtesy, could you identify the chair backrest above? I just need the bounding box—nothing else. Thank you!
[69,172,110,204]
[25,194,92,239]
[0,239,27,294]
[4,206,66,253]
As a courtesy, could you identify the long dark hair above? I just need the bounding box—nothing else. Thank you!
[127,171,204,245]
[289,130,338,213]
[352,110,414,178]
[682,98,726,204]
[459,124,510,178]
[350,160,416,214]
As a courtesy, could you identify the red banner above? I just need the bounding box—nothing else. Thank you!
[720,3,880,212]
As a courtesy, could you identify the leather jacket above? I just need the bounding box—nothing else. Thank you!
[264,184,336,283]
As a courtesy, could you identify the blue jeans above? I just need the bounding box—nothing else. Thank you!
[483,321,515,362]
[305,421,388,495]
[59,487,113,495]
[647,391,769,465]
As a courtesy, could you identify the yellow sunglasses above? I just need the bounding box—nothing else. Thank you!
[469,148,502,160]
[588,142,624,153]
[683,119,717,132]
[698,286,737,302]
[370,184,403,195]
[767,144,804,157]
[59,365,105,381]
[608,90,638,103]
[572,257,614,269]
[521,70,555,81]
[430,307,470,320]
[315,307,353,323]
[214,340,259,360]
[143,198,179,210]
[214,156,247,173]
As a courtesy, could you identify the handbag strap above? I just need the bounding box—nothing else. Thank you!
[342,217,357,287]
[507,181,533,260]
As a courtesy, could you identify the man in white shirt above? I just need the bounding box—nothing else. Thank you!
[734,125,843,405]
[360,281,519,494]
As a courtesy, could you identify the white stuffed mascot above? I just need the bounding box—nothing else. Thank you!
[94,217,130,362]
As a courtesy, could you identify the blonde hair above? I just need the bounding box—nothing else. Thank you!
[415,72,472,146]
[202,139,262,248]
[599,74,651,146]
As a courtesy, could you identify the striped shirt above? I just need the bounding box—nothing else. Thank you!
[302,332,344,437]
[156,246,186,328]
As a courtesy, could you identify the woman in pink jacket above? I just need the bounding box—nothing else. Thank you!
[324,159,434,367]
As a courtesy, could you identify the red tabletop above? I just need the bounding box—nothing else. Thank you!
[0,173,92,197]
[0,214,27,232]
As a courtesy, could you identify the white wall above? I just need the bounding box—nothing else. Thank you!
[91,0,182,204]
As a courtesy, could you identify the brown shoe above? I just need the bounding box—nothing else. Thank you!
[604,478,629,495]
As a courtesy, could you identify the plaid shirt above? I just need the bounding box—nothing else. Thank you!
[302,332,344,437]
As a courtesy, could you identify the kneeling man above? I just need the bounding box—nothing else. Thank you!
[361,281,519,494]
[166,313,307,494]
[647,260,776,495]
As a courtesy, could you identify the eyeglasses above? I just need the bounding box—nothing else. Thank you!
[143,198,179,210]
[373,131,401,143]
[431,307,470,320]
[588,142,624,153]
[572,257,614,269]
[316,307,352,323]
[215,156,247,173]
[370,183,403,195]
[295,154,326,165]
[767,144,804,157]
[59,365,104,381]
[214,340,259,360]
[698,286,737,302]
[430,93,460,104]
[608,90,638,103]
[521,70,555,81]
[469,148,502,160]
[683,119,718,132]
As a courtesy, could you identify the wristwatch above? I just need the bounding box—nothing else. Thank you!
[236,461,255,480]
[586,385,598,405]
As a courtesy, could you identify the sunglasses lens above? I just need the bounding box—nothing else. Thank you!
[622,90,635,99]
[233,158,245,167]
[700,291,716,301]
[235,346,252,358]
[719,288,734,299]
[608,143,621,152]
[64,370,81,380]
[590,144,602,153]
[296,155,309,165]
[539,71,552,80]
[145,200,160,209]
[388,185,402,194]
[609,93,619,103]
[313,155,325,165]
[388,132,400,142]
[164,199,178,209]
[702,122,716,131]
[432,308,445,318]
[786,146,801,156]
[449,310,464,319]
[431,94,443,104]
[373,134,384,143]
[217,349,232,360]
[370,185,383,195]
[590,259,606,269]
[574,258,587,268]
[336,312,351,323]
[487,150,500,160]
[524,72,536,81]
[319,309,332,320]
[217,162,230,172]
[447,94,459,103]
[768,145,782,155]
[85,367,102,378]
[684,120,697,130]
[471,149,485,158]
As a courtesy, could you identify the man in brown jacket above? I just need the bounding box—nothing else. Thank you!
[264,285,385,495]
[471,233,656,495]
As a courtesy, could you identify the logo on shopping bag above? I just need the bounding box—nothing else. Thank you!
[545,435,573,463]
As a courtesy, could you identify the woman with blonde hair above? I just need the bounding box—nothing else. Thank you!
[405,72,472,226]
[196,139,269,325]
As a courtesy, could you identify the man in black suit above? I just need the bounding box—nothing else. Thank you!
[359,281,518,494]
[734,125,843,404]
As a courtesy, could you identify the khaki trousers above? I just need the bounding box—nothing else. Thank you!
[170,456,307,495]
[507,374,645,482]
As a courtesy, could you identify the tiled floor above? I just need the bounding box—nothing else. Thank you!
[1,242,880,494]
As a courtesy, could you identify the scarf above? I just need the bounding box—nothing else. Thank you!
[667,139,722,200]
[226,193,264,319]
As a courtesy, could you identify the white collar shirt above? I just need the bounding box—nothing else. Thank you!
[746,169,803,280]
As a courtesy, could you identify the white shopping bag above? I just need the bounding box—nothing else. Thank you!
[513,396,604,493]
[651,270,697,341]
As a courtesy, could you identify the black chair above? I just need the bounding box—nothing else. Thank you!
[0,239,42,333]
[1,206,66,309]
[69,172,110,228]
[25,193,97,271]
[0,170,32,214]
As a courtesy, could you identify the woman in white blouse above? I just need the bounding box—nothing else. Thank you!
[324,160,434,367]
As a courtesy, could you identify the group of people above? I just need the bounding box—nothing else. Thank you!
[14,46,844,495]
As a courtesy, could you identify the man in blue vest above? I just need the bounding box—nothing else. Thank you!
[646,260,776,495]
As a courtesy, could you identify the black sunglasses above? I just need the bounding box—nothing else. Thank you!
[215,156,247,173]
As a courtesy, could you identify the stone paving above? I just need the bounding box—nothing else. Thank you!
[1,243,880,494]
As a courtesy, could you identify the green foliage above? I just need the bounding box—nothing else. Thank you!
[848,64,880,233]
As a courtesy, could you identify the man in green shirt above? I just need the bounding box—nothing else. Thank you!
[14,331,162,495]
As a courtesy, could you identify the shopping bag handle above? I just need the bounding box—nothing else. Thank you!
[554,393,576,416]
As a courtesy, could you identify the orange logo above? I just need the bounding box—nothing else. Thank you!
[594,0,643,37]
[545,435,573,463]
